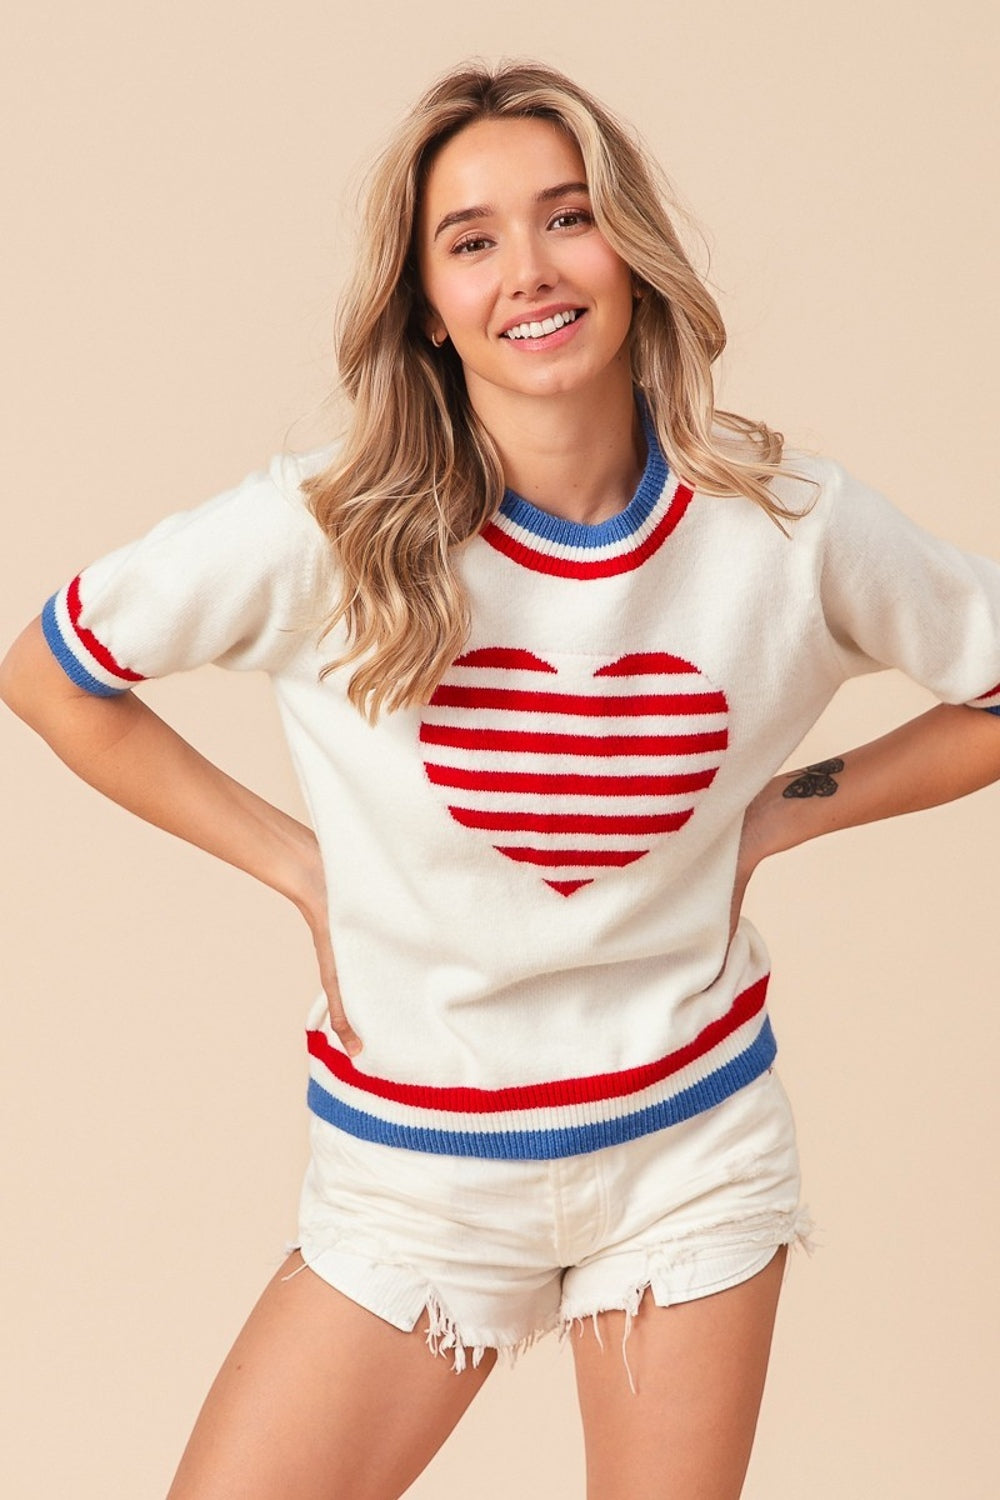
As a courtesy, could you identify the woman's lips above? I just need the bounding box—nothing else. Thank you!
[499,308,587,351]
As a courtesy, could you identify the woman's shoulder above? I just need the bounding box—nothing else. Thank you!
[701,418,845,520]
[267,441,341,512]
[767,446,847,518]
[253,441,343,574]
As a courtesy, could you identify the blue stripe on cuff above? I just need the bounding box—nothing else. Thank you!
[41,593,128,698]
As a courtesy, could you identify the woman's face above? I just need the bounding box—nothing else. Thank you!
[416,116,636,413]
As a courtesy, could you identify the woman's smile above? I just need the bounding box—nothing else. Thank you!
[498,306,587,348]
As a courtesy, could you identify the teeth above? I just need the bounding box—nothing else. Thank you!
[502,309,579,340]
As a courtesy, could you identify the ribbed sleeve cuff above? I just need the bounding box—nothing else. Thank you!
[41,581,143,697]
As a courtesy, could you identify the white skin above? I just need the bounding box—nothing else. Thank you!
[3,112,1000,1500]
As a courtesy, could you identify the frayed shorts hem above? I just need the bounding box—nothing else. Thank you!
[283,1204,815,1393]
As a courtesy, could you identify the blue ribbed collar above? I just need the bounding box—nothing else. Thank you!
[497,390,668,550]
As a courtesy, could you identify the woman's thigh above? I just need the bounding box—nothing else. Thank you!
[166,1252,496,1500]
[571,1245,787,1500]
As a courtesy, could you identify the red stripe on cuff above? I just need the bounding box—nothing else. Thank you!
[66,575,145,683]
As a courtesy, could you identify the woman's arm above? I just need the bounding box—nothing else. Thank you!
[732,703,1000,936]
[0,616,363,1054]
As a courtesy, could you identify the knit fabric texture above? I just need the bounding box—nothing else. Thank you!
[41,397,1000,1158]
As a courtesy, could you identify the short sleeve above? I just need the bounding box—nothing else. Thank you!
[41,453,335,696]
[818,460,1000,714]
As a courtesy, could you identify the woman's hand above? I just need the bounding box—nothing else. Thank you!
[290,846,364,1058]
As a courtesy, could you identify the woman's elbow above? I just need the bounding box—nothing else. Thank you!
[0,616,82,724]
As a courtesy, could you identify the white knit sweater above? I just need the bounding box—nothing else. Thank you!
[42,399,1000,1158]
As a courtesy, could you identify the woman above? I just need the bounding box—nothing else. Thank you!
[4,59,1000,1500]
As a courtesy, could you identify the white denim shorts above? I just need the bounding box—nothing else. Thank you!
[288,1066,813,1392]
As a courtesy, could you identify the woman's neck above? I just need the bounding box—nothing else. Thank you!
[469,375,647,527]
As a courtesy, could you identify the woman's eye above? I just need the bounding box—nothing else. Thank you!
[452,235,491,255]
[551,209,593,230]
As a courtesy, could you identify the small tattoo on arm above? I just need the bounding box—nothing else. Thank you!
[782,757,845,799]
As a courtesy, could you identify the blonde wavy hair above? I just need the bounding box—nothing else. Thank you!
[302,58,816,723]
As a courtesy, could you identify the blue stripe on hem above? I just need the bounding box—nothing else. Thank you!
[41,592,127,698]
[983,705,1000,717]
[306,1019,778,1160]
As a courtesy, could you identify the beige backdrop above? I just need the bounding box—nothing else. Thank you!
[3,2,999,1495]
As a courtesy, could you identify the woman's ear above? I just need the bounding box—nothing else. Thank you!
[425,311,448,348]
[407,271,446,348]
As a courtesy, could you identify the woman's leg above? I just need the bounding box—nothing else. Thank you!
[166,1251,497,1500]
[571,1245,787,1500]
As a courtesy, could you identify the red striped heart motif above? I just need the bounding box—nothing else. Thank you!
[419,647,728,896]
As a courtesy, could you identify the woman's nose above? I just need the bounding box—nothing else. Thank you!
[500,230,558,298]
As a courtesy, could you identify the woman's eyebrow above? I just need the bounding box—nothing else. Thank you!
[432,181,591,241]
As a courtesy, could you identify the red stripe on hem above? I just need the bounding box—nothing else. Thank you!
[306,974,769,1113]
